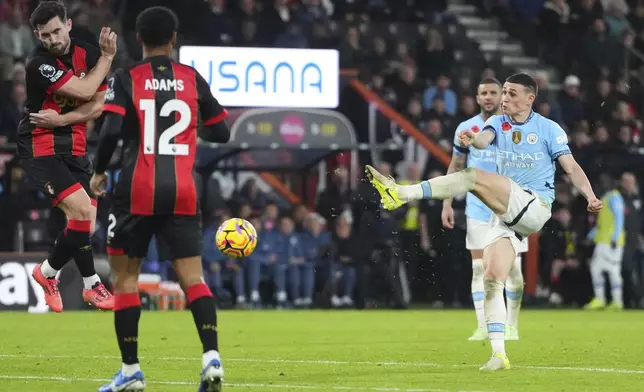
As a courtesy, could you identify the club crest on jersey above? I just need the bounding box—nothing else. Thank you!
[512,130,522,144]
[501,122,512,131]
[44,182,54,195]
[527,133,538,144]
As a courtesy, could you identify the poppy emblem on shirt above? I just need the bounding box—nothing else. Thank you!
[501,122,512,131]
[471,125,480,133]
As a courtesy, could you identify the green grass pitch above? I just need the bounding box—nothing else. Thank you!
[1,310,643,391]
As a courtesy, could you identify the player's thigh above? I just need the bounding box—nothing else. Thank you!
[157,215,204,288]
[500,181,551,238]
[466,217,490,258]
[21,156,90,211]
[470,169,512,216]
[108,210,155,261]
[483,236,516,281]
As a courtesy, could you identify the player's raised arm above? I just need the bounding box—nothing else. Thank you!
[459,122,496,149]
[196,72,231,143]
[442,126,469,228]
[550,123,602,212]
[37,27,116,101]
[92,72,127,197]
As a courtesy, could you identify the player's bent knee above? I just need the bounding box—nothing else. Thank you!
[59,187,93,220]
[173,256,205,289]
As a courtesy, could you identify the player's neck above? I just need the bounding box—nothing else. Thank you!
[480,111,501,121]
[509,110,532,124]
[142,46,173,59]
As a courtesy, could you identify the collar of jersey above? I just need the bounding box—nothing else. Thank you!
[504,110,535,126]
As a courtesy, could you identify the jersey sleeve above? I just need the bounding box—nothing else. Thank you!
[453,121,470,156]
[26,55,73,94]
[482,115,500,136]
[547,121,571,160]
[196,71,228,125]
[103,70,128,116]
[84,44,108,92]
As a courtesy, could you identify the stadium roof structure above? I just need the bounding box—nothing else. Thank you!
[195,108,401,176]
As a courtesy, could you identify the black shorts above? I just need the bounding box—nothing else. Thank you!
[21,155,95,206]
[106,209,203,260]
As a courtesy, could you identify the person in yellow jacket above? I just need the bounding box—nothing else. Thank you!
[584,188,625,310]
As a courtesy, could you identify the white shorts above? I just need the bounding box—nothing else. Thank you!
[466,216,528,253]
[486,179,551,254]
[591,243,624,269]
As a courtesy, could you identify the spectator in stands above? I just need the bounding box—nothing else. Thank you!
[604,0,631,39]
[279,216,302,307]
[540,206,585,306]
[423,74,457,115]
[620,172,644,308]
[0,80,24,143]
[586,77,618,123]
[416,27,452,82]
[317,166,351,228]
[262,201,280,232]
[198,0,236,46]
[245,216,274,307]
[239,178,266,211]
[455,95,478,126]
[0,3,34,77]
[534,71,562,123]
[275,21,308,48]
[259,0,292,45]
[539,0,570,68]
[390,64,423,112]
[628,0,644,33]
[339,25,363,68]
[426,96,455,132]
[583,18,619,79]
[559,75,585,130]
[330,212,356,308]
[292,203,308,232]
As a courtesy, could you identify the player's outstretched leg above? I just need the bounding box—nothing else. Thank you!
[365,165,511,216]
[99,255,146,392]
[504,255,523,340]
[480,237,514,372]
[174,256,224,392]
[33,188,113,312]
[468,250,488,341]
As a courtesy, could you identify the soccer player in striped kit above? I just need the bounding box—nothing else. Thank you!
[19,1,117,311]
[92,7,230,392]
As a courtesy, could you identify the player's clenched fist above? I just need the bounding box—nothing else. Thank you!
[99,27,117,60]
[458,129,476,147]
[587,197,603,213]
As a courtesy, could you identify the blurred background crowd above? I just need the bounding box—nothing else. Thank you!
[0,0,643,310]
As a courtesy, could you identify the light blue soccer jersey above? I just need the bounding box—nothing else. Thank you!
[453,114,495,222]
[482,112,570,205]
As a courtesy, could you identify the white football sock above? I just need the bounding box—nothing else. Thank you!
[398,168,477,202]
[121,363,141,377]
[471,259,485,329]
[83,274,101,290]
[484,279,506,355]
[41,260,59,278]
[505,256,524,327]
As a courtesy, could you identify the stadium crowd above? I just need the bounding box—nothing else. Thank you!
[0,0,643,309]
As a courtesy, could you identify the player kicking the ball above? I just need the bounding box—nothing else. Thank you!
[92,7,230,391]
[367,73,602,371]
[442,78,526,342]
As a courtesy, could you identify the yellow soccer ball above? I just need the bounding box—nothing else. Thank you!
[215,218,258,258]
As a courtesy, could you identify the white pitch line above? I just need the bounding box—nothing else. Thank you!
[0,375,484,392]
[1,353,644,375]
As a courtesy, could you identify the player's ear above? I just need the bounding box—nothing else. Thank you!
[66,18,72,31]
[136,33,143,44]
[33,29,39,39]
[171,32,177,47]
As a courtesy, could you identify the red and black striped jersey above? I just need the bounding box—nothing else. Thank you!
[17,39,108,158]
[103,56,228,216]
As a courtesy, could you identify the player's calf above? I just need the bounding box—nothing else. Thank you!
[174,256,225,389]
